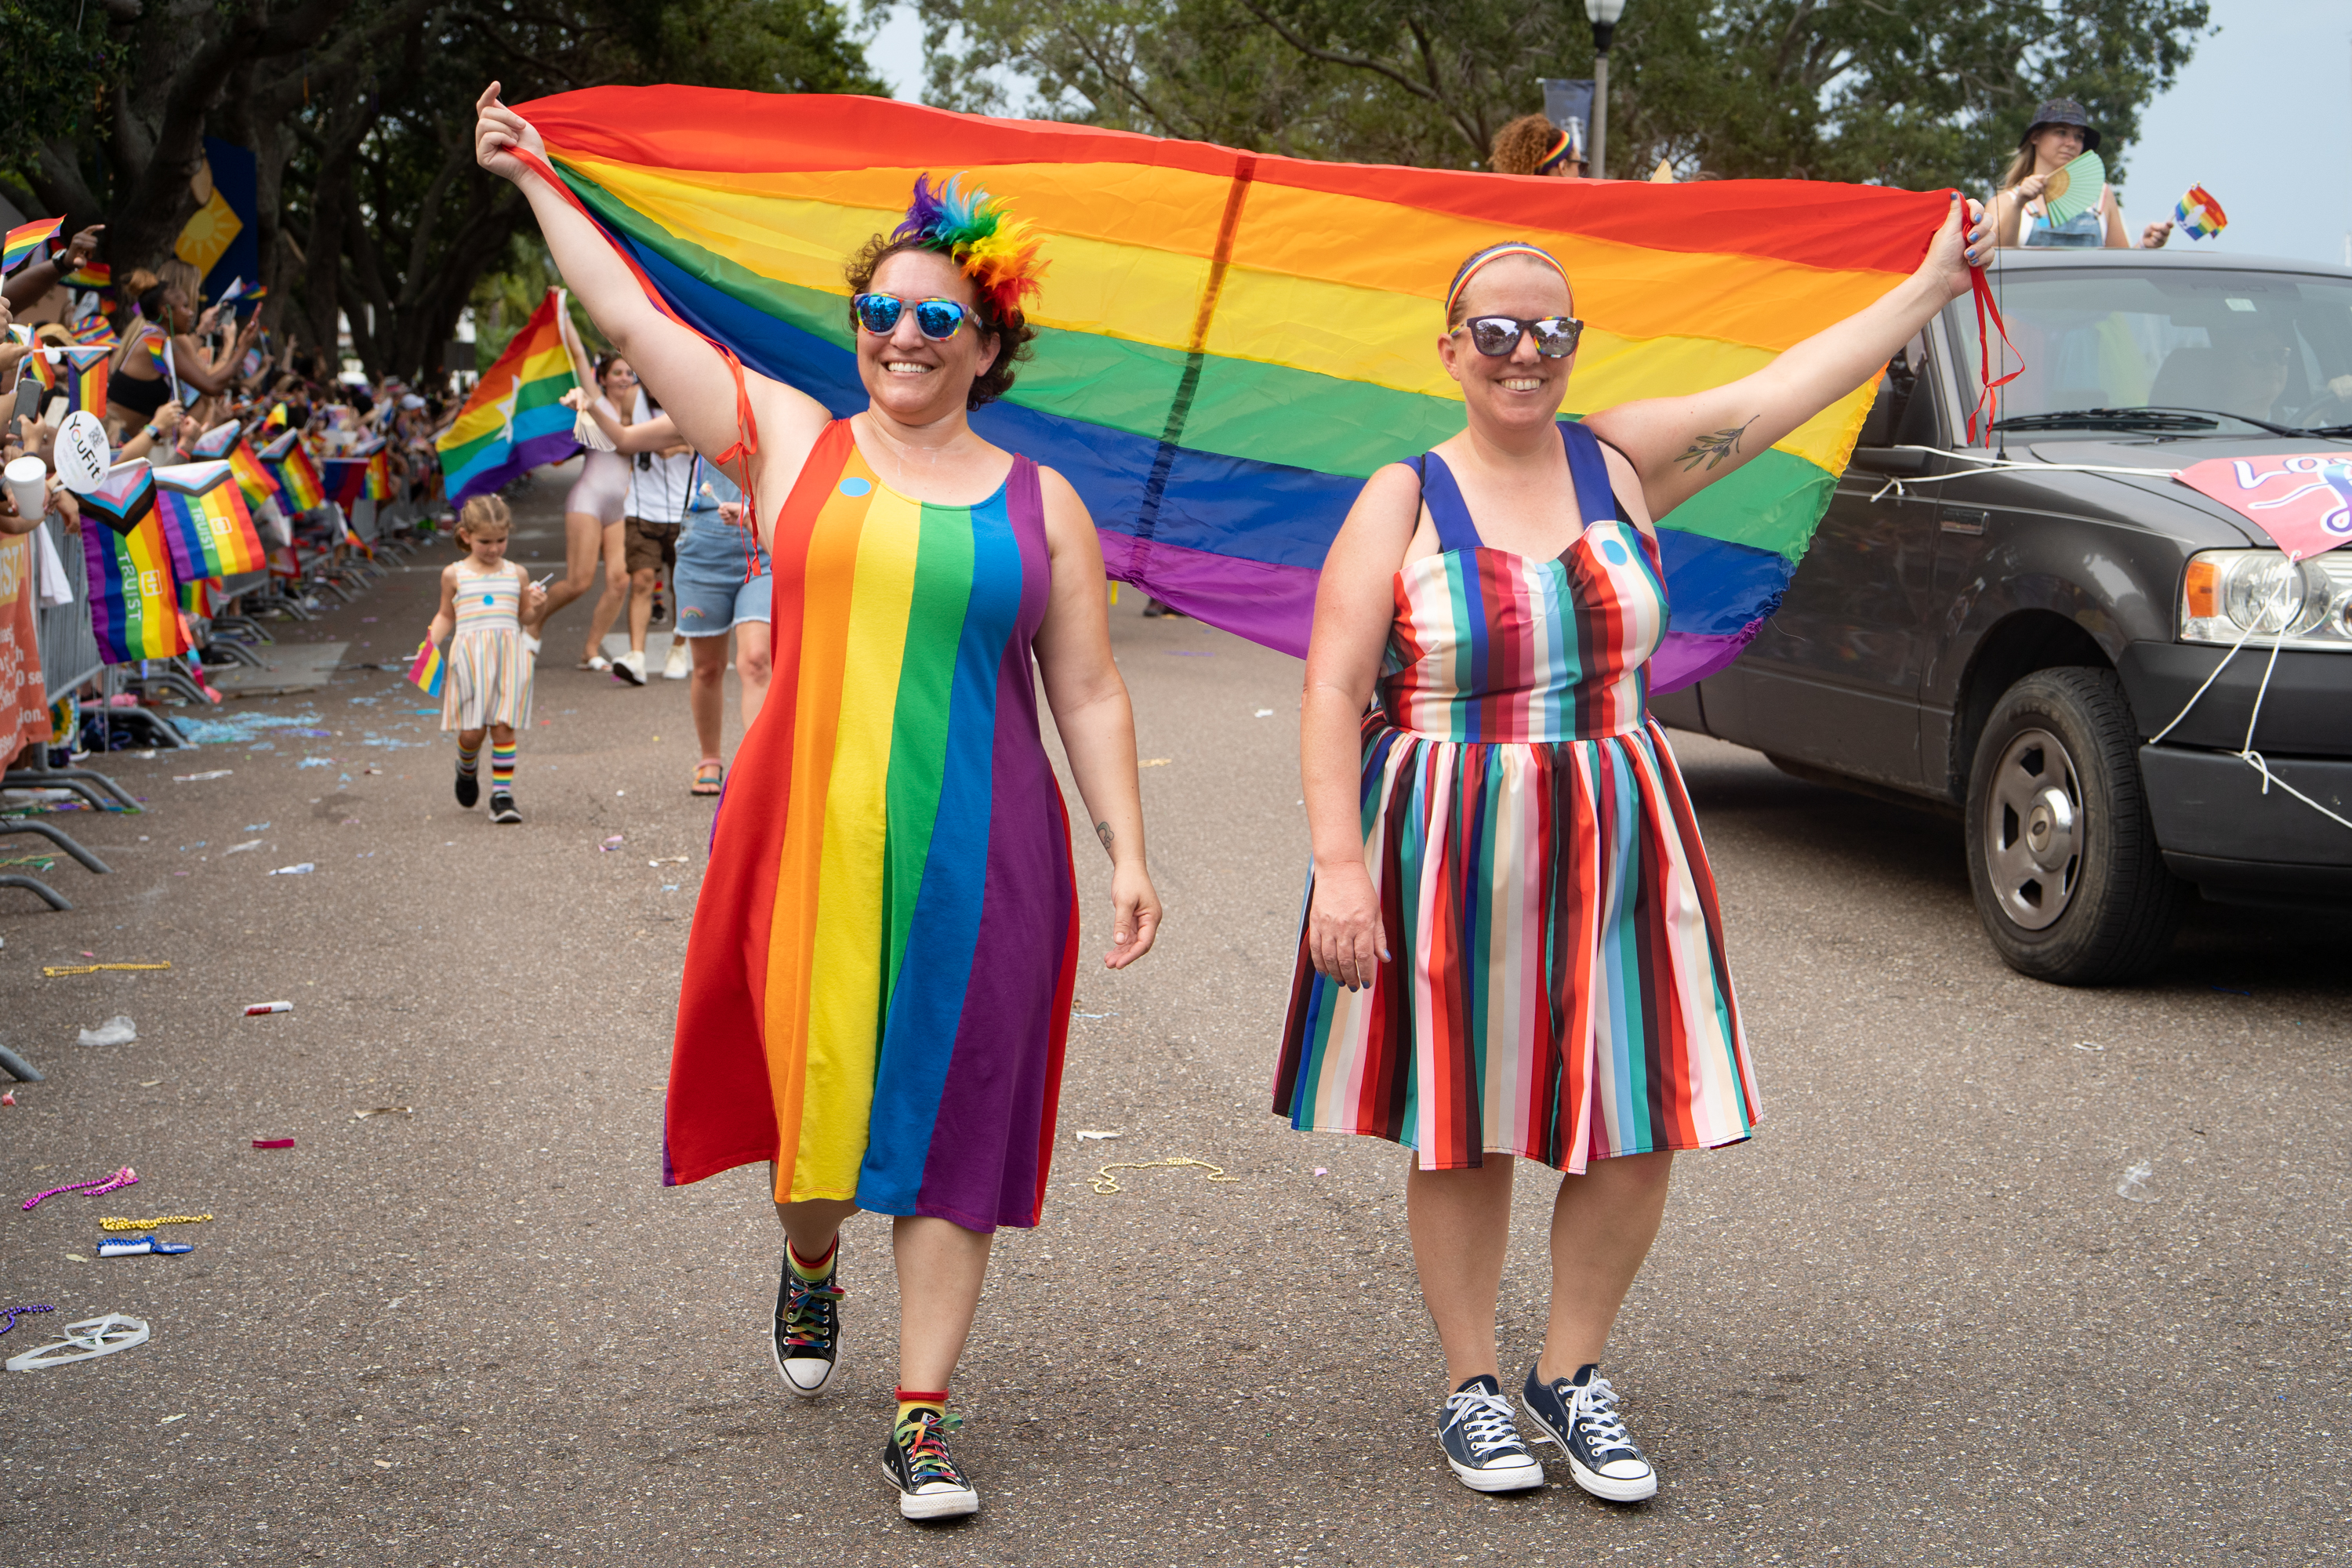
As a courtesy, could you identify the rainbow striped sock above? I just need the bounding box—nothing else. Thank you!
[456,741,480,776]
[490,741,516,791]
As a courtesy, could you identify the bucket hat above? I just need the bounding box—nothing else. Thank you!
[2022,97,2100,152]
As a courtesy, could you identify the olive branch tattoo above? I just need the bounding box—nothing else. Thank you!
[1675,416,1759,472]
[1096,820,1115,851]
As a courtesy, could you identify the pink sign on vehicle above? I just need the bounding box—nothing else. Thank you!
[2176,454,2352,561]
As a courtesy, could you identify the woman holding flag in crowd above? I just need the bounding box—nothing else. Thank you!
[1279,198,1992,1501]
[475,82,1163,1521]
[104,261,260,439]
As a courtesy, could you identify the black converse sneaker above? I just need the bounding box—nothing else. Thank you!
[1521,1363,1657,1501]
[488,793,522,825]
[454,762,479,808]
[1437,1374,1544,1492]
[770,1246,843,1397]
[884,1409,978,1519]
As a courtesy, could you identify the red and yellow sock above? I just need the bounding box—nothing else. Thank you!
[786,1236,837,1281]
[895,1387,948,1428]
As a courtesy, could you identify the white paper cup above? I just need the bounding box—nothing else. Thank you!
[3,456,47,520]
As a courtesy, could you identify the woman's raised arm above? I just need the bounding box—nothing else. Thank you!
[1586,194,1984,522]
[473,82,829,491]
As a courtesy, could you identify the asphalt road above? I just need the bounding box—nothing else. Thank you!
[4,470,2347,1566]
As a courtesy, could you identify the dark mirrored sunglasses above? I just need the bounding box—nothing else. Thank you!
[851,293,969,340]
[1456,315,1584,358]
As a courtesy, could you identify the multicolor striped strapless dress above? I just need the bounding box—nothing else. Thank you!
[1274,421,1758,1173]
[666,422,1080,1232]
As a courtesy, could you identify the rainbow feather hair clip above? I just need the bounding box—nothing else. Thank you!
[892,173,1045,323]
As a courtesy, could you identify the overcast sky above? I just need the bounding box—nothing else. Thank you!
[865,0,2350,267]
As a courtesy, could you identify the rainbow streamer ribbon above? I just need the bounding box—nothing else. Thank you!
[408,640,445,698]
[434,288,580,506]
[2175,184,2227,241]
[518,88,1950,686]
[2,217,61,274]
[260,430,326,514]
[82,510,189,662]
[154,459,268,580]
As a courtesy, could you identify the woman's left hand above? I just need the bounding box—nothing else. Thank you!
[1102,861,1162,970]
[1939,192,1991,294]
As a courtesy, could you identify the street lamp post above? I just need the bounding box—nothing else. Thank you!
[1585,0,1625,180]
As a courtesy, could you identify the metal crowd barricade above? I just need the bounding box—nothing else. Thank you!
[3,517,128,908]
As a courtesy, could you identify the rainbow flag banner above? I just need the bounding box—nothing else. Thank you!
[2176,184,2227,241]
[227,437,281,510]
[38,347,109,416]
[434,287,579,506]
[154,459,268,580]
[518,89,1951,686]
[408,640,445,698]
[82,460,157,534]
[64,260,110,289]
[261,430,326,513]
[82,510,190,662]
[2,217,61,273]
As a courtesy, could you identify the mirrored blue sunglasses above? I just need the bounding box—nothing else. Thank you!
[851,293,970,340]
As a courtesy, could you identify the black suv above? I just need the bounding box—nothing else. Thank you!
[1653,249,2352,984]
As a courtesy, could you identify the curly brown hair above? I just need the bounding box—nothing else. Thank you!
[1490,113,1570,176]
[844,234,1036,410]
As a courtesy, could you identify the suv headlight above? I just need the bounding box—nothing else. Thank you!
[2181,549,2352,651]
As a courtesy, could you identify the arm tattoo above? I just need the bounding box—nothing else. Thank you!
[1674,416,1759,472]
[1096,820,1114,851]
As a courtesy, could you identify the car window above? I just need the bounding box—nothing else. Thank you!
[1947,267,2352,435]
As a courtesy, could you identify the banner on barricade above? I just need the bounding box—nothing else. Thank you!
[261,430,325,513]
[0,532,52,766]
[82,510,191,662]
[154,459,268,580]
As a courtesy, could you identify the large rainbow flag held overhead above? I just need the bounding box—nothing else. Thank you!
[520,89,1952,688]
[154,459,268,581]
[435,288,579,506]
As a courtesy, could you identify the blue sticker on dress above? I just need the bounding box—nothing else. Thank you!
[838,477,873,497]
[482,594,495,604]
[1600,539,1629,566]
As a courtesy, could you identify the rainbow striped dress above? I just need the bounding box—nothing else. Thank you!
[666,422,1080,1232]
[1274,421,1759,1173]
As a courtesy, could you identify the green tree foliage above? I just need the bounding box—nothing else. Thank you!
[920,0,2212,189]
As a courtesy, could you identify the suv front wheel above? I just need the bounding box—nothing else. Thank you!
[1964,667,2187,984]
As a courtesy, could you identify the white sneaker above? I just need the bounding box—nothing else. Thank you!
[662,639,691,680]
[612,649,647,686]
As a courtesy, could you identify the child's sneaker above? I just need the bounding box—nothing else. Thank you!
[883,1409,978,1519]
[1437,1374,1544,1492]
[1521,1363,1657,1501]
[454,763,479,809]
[771,1245,843,1397]
[488,793,522,825]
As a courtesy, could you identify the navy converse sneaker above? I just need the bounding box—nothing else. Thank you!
[771,1245,843,1397]
[1437,1374,1544,1492]
[1522,1363,1657,1501]
[884,1408,979,1519]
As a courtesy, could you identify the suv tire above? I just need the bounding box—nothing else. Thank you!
[1964,666,2187,985]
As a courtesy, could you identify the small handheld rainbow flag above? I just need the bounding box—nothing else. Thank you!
[2,216,62,274]
[227,437,282,510]
[154,459,268,580]
[191,419,242,459]
[82,460,158,535]
[260,429,326,513]
[70,318,118,347]
[2176,184,2227,240]
[40,347,110,417]
[82,510,190,662]
[64,260,110,289]
[435,287,580,506]
[408,639,445,698]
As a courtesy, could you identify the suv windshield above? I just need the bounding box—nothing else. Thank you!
[1948,265,2352,437]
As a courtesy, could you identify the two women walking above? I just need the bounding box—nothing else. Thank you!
[477,80,1987,1523]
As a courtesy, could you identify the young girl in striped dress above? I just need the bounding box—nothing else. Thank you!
[426,495,544,824]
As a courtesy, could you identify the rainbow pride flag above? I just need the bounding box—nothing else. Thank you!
[517,89,1951,686]
[82,460,157,534]
[34,347,109,416]
[180,575,220,622]
[408,640,445,698]
[2175,184,2227,240]
[82,510,190,662]
[191,420,242,459]
[154,459,268,580]
[261,430,326,513]
[2,217,61,273]
[227,437,281,510]
[70,318,117,347]
[64,260,110,289]
[435,287,580,506]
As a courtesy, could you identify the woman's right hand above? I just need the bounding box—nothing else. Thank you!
[474,82,547,184]
[2013,172,2049,203]
[1307,859,1388,992]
